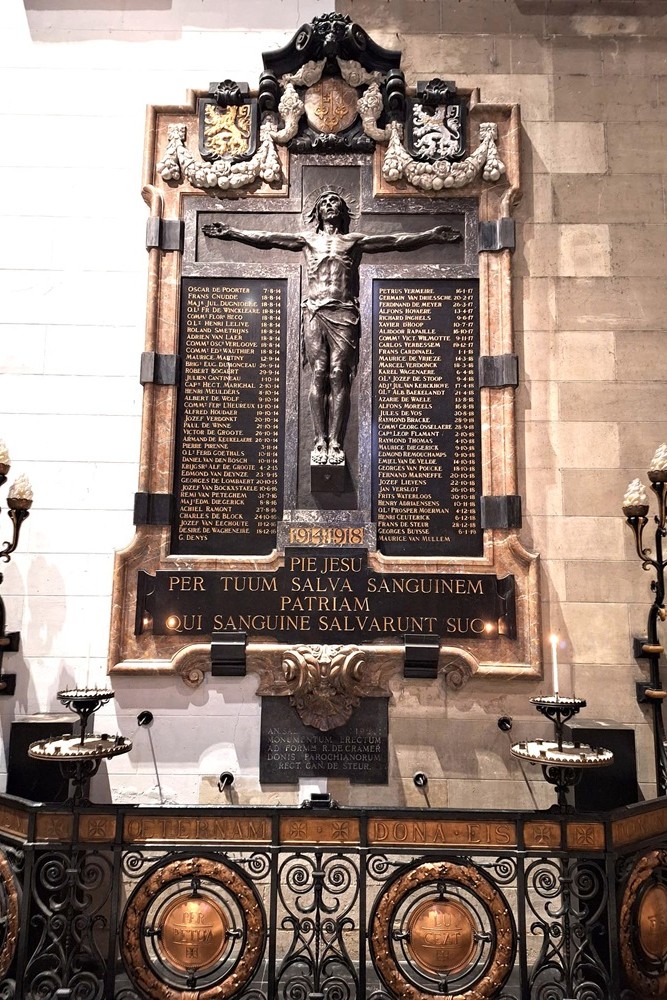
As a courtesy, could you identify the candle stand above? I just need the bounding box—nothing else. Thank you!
[511,696,613,812]
[0,447,33,696]
[28,688,132,806]
[623,454,667,797]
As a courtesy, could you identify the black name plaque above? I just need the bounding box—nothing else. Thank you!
[373,279,482,558]
[260,697,388,784]
[144,549,515,642]
[172,277,286,556]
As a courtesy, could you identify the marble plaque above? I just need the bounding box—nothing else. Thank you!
[260,696,388,784]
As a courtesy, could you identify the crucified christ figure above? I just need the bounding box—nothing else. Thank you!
[203,191,461,468]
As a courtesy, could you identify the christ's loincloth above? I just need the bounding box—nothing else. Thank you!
[301,299,360,377]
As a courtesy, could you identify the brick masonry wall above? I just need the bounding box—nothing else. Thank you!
[1,0,665,807]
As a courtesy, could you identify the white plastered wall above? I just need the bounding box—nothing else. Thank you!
[0,0,332,804]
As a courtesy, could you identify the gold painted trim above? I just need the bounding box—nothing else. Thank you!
[368,817,516,848]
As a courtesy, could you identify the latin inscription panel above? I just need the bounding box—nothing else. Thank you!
[173,277,286,555]
[151,549,516,643]
[373,279,482,557]
[149,549,515,642]
[260,697,387,784]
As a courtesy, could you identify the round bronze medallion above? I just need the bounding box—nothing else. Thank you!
[160,894,228,973]
[370,860,515,1000]
[0,852,19,980]
[121,856,266,1000]
[620,849,667,996]
[407,897,477,976]
[638,883,667,962]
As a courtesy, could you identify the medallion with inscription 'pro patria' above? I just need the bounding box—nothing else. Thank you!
[160,894,228,973]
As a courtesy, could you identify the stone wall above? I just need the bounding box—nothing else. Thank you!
[337,0,667,807]
[1,0,665,808]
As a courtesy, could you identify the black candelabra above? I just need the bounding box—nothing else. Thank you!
[29,688,131,806]
[624,446,667,797]
[511,696,613,812]
[0,440,33,696]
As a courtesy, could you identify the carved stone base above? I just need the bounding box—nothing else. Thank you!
[311,460,347,494]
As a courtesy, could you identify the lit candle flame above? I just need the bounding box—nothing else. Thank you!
[7,473,33,509]
[650,443,667,472]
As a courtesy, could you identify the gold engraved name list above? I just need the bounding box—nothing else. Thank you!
[174,278,285,556]
[373,279,482,558]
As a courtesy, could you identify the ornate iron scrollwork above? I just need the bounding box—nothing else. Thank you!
[526,857,611,999]
[121,855,266,998]
[275,851,360,1000]
[369,859,515,998]
[24,849,111,1000]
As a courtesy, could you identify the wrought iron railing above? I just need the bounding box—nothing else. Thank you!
[0,796,665,998]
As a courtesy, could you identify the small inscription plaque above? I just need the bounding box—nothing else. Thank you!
[260,697,388,784]
[373,279,482,557]
[173,277,285,555]
[122,815,271,843]
[368,818,517,848]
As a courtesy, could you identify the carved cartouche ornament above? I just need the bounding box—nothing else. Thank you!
[280,644,369,731]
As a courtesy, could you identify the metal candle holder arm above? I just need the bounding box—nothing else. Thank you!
[28,689,132,806]
[624,460,667,797]
[0,450,33,694]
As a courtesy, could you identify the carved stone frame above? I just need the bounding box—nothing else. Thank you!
[108,83,539,693]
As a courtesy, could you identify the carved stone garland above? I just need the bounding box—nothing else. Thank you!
[157,66,504,194]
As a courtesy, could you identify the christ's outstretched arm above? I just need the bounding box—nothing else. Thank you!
[202,222,306,252]
[355,224,461,254]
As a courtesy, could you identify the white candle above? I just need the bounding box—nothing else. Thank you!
[550,634,559,698]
